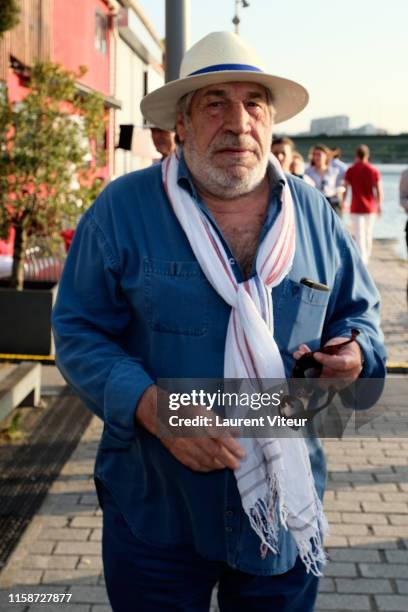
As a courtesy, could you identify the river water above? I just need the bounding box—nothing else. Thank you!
[344,163,407,259]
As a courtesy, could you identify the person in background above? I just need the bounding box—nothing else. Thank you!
[343,145,383,265]
[305,144,342,216]
[271,136,295,172]
[399,167,408,254]
[330,147,348,183]
[290,151,315,186]
[150,126,176,159]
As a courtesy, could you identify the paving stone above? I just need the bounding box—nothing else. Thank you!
[78,494,99,506]
[347,536,398,549]
[335,578,392,593]
[323,562,358,577]
[315,593,370,610]
[327,548,381,563]
[71,517,103,529]
[323,500,361,512]
[89,530,102,542]
[42,570,100,586]
[353,483,399,492]
[54,542,101,556]
[22,555,78,570]
[78,556,104,570]
[50,480,95,494]
[330,473,375,483]
[375,595,408,611]
[329,524,369,536]
[323,535,349,547]
[38,528,91,541]
[319,577,335,592]
[359,563,408,579]
[324,512,342,522]
[396,580,408,594]
[385,550,408,564]
[341,512,388,525]
[336,491,382,501]
[389,514,408,525]
[372,525,408,537]
[68,586,109,605]
[362,501,407,513]
[36,516,69,527]
[29,541,55,555]
[11,570,44,585]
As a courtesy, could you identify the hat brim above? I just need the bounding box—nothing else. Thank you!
[141,71,309,131]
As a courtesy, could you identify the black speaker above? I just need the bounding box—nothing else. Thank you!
[117,124,134,150]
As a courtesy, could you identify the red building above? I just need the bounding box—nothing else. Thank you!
[0,0,121,255]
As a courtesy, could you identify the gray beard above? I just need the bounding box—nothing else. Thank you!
[182,129,272,200]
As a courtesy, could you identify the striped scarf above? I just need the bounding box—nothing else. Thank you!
[162,152,327,576]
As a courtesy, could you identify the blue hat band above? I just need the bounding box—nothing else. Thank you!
[188,63,264,76]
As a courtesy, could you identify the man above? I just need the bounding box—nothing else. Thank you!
[399,167,408,302]
[330,147,348,183]
[53,31,386,612]
[400,167,408,252]
[150,125,176,159]
[343,144,383,264]
[271,136,295,172]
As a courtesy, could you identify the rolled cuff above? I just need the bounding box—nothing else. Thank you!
[104,359,154,442]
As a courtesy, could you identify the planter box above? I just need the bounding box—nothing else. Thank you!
[0,281,58,356]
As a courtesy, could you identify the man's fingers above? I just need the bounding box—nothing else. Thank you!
[293,344,312,360]
[198,436,243,470]
[314,351,360,372]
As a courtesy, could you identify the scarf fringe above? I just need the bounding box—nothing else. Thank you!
[249,473,328,576]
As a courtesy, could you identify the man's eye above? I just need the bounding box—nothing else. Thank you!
[247,101,261,109]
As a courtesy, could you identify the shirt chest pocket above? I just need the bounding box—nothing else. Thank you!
[274,278,331,354]
[144,258,210,336]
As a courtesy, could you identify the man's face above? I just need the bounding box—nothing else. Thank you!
[176,82,273,199]
[271,143,293,172]
[151,128,175,157]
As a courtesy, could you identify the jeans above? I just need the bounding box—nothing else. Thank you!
[99,482,320,612]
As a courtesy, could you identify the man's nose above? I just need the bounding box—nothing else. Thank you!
[225,102,251,134]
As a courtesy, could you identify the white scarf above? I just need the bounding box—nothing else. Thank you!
[162,152,327,576]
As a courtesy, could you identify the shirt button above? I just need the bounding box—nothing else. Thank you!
[225,510,233,517]
[229,258,235,265]
[225,526,233,532]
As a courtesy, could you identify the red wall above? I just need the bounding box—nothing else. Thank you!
[53,0,111,95]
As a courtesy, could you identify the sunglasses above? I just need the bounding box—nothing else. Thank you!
[279,329,360,425]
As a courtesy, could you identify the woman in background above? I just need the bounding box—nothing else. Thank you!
[305,144,342,216]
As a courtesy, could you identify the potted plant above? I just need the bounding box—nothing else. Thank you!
[0,62,106,355]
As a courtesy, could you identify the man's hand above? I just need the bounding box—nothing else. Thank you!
[160,434,245,473]
[293,336,364,381]
[135,385,245,473]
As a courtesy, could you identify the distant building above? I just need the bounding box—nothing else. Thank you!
[310,115,350,136]
[115,0,165,176]
[348,123,387,136]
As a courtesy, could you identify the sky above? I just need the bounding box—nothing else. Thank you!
[137,0,408,135]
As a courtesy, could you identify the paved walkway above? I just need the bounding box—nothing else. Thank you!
[0,240,407,611]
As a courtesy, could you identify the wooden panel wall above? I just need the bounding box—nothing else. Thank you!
[0,0,52,81]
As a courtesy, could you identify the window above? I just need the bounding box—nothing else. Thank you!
[95,11,108,55]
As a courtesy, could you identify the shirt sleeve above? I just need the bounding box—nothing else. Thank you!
[52,203,154,445]
[322,223,387,380]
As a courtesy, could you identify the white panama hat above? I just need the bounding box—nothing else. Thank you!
[141,31,309,131]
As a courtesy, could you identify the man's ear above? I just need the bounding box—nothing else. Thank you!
[175,112,186,144]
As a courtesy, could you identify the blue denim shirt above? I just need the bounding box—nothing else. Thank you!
[52,156,386,576]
